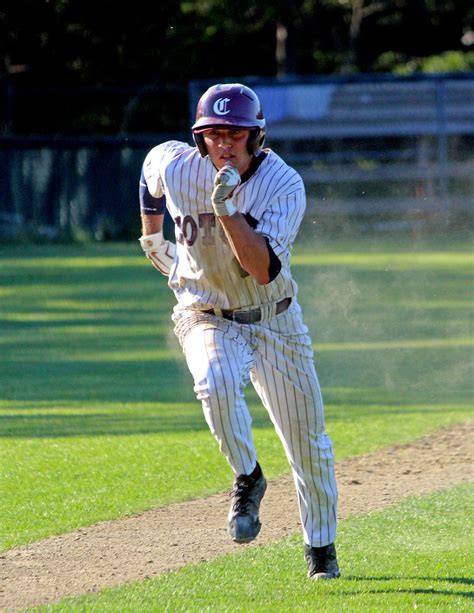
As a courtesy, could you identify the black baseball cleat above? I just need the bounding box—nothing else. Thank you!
[228,468,267,543]
[304,543,341,580]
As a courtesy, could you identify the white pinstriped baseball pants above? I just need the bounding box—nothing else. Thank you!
[172,299,337,547]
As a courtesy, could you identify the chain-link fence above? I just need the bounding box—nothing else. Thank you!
[1,73,473,241]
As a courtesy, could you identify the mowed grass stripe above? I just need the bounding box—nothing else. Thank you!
[293,251,474,268]
[315,337,474,351]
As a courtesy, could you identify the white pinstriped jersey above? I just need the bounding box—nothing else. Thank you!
[142,141,306,311]
[142,138,338,549]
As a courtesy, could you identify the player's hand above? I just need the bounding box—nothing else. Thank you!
[139,231,176,276]
[211,163,241,217]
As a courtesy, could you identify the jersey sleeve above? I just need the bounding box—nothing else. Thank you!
[139,168,167,215]
[255,178,306,261]
[141,141,191,198]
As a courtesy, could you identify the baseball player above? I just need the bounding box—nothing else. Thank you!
[138,83,340,579]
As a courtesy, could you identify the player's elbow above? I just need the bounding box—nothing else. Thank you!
[239,258,271,285]
[253,270,271,285]
[246,255,279,285]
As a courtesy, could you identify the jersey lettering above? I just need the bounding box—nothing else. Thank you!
[199,213,216,246]
[175,215,198,246]
[175,212,227,247]
[145,141,304,311]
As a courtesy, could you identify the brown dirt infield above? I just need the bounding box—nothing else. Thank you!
[0,421,472,611]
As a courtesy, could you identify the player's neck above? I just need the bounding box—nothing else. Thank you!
[240,152,267,184]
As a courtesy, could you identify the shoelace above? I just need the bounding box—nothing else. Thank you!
[230,477,255,514]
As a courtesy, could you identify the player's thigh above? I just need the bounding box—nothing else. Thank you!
[179,319,254,403]
[251,325,325,436]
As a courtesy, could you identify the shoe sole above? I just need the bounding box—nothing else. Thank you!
[309,571,341,580]
[230,520,262,543]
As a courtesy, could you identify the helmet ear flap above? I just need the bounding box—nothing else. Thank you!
[193,132,208,157]
[247,128,266,155]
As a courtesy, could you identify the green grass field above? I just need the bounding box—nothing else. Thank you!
[1,231,473,563]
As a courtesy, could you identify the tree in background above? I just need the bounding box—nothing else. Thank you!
[1,0,472,134]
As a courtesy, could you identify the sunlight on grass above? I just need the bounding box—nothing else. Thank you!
[1,256,145,268]
[2,312,110,322]
[292,251,474,269]
[2,348,181,362]
[0,324,172,341]
[315,336,474,351]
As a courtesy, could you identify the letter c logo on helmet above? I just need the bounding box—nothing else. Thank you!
[213,97,231,115]
[192,83,266,158]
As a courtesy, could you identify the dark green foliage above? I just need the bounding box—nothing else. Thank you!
[0,1,473,133]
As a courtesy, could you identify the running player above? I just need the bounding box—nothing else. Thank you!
[138,83,340,579]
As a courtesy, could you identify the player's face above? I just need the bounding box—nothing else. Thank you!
[203,129,253,175]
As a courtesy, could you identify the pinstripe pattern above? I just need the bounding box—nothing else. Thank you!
[142,141,304,310]
[144,139,337,548]
[172,300,337,547]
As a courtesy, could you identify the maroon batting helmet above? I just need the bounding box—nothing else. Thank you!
[192,83,266,157]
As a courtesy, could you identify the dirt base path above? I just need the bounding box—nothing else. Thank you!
[1,422,472,611]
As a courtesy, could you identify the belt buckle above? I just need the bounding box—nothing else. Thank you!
[234,308,260,324]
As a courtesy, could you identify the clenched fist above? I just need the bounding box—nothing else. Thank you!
[211,163,241,217]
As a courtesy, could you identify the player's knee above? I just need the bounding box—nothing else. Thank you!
[315,432,334,460]
[193,369,238,406]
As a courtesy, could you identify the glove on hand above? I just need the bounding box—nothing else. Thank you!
[139,231,176,276]
[211,164,241,217]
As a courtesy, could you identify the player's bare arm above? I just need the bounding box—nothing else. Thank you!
[218,212,271,285]
[141,212,164,236]
[211,161,271,284]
